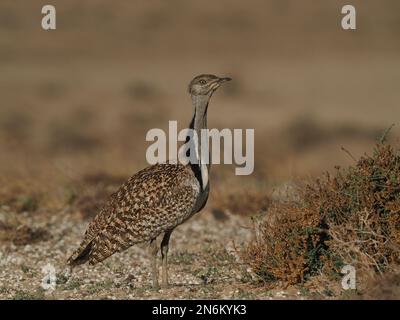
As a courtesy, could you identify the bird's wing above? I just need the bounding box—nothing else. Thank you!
[68,163,199,265]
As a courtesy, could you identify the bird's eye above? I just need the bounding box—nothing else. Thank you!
[199,80,206,85]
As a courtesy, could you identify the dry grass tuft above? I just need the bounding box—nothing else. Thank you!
[243,143,400,290]
[243,201,327,284]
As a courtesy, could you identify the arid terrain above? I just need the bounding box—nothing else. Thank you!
[0,0,399,299]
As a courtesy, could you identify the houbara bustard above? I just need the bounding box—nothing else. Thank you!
[67,74,231,288]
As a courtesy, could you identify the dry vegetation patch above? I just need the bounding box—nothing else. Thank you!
[0,212,51,246]
[243,143,400,296]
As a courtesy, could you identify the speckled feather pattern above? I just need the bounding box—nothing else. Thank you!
[67,163,201,265]
[67,74,230,271]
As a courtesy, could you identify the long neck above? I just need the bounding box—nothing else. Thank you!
[188,95,210,190]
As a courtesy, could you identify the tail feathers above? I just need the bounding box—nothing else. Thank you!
[67,242,93,266]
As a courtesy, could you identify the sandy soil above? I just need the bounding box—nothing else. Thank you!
[0,204,309,300]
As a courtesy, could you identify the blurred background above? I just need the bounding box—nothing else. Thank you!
[1,0,400,213]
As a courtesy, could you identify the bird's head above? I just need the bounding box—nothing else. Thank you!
[188,74,232,97]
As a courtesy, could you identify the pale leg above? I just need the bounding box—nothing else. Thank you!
[161,231,172,288]
[150,238,159,288]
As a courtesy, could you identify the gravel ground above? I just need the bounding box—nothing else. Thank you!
[0,205,307,300]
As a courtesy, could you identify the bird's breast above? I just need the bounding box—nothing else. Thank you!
[192,183,210,214]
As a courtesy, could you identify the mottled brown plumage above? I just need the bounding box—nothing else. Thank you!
[68,164,199,265]
[67,74,231,288]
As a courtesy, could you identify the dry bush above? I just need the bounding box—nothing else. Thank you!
[243,201,327,284]
[243,143,400,288]
[314,144,400,281]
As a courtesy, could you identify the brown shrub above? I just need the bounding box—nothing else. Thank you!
[310,144,400,280]
[243,201,327,284]
[243,143,400,287]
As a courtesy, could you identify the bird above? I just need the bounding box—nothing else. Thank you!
[67,74,232,288]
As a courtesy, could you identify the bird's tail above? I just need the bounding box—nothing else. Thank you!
[67,241,93,266]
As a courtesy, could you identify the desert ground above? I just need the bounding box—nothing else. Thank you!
[0,0,399,299]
